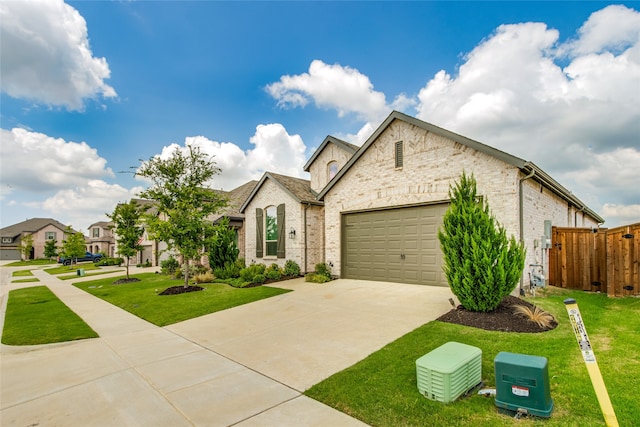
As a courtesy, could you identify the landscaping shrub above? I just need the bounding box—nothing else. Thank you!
[305,262,332,283]
[207,217,240,270]
[265,263,283,280]
[160,257,180,275]
[438,172,526,312]
[193,271,214,284]
[239,263,266,282]
[252,274,266,284]
[97,257,124,267]
[284,260,301,276]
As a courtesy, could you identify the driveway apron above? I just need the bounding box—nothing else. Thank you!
[1,265,453,426]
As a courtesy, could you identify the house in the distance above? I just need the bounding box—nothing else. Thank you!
[87,221,116,257]
[240,111,604,286]
[0,218,76,261]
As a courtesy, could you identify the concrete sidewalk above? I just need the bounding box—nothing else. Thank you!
[1,264,454,426]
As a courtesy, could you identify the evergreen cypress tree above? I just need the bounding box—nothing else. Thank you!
[438,172,526,312]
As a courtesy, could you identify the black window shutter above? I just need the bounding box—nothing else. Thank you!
[256,208,263,258]
[276,204,285,258]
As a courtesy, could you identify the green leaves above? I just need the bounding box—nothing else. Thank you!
[438,172,526,312]
[136,144,227,286]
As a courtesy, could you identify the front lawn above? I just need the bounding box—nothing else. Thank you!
[12,270,34,277]
[306,288,639,427]
[73,273,292,326]
[58,269,124,280]
[44,263,101,275]
[4,259,56,267]
[2,286,98,345]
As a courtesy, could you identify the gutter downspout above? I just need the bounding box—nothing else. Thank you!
[519,168,536,295]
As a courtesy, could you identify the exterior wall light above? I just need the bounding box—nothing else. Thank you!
[289,228,296,239]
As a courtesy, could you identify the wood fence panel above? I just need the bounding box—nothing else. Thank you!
[549,227,605,292]
[606,223,640,297]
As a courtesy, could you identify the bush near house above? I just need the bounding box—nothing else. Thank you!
[438,172,526,312]
[160,257,180,275]
[305,262,332,283]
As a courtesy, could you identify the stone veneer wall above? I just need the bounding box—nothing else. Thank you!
[244,178,322,272]
[309,143,356,193]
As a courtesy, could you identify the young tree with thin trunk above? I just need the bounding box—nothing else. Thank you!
[61,228,87,266]
[438,172,526,312]
[108,200,145,280]
[44,239,58,261]
[136,144,227,287]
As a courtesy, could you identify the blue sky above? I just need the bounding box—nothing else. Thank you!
[1,1,639,232]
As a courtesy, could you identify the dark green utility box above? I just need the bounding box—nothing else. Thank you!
[494,352,553,418]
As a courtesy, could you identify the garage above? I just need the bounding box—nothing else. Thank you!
[341,203,449,286]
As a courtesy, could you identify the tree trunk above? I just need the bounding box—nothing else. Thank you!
[125,256,130,279]
[183,260,190,288]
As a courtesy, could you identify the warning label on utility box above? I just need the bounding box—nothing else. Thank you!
[512,386,530,397]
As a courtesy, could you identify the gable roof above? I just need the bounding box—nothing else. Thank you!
[317,110,604,223]
[0,218,72,238]
[88,221,112,229]
[240,172,322,213]
[213,180,258,221]
[303,135,359,172]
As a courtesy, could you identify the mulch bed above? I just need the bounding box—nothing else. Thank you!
[158,285,204,295]
[437,295,558,333]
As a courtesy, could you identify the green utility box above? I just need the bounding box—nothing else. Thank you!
[77,269,85,277]
[494,352,553,417]
[416,341,482,403]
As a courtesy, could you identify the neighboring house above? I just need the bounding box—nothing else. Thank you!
[211,180,258,261]
[0,218,76,261]
[87,221,116,257]
[241,111,604,286]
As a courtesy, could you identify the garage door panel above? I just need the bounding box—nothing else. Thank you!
[342,204,448,286]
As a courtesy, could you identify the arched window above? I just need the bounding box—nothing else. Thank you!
[328,161,338,180]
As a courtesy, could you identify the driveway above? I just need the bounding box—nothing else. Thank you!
[1,265,454,426]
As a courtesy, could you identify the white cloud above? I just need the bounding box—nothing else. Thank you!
[266,59,391,123]
[414,5,640,227]
[601,204,640,226]
[565,4,640,56]
[0,128,114,195]
[38,180,144,231]
[139,123,308,191]
[0,0,116,110]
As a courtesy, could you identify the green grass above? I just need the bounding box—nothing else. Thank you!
[2,286,98,345]
[74,273,292,326]
[58,269,124,280]
[306,288,640,427]
[4,259,56,267]
[12,278,40,283]
[44,263,101,275]
[12,270,34,277]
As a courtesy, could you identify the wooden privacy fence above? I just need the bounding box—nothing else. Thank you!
[549,223,640,297]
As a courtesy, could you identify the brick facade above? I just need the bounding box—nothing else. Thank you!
[243,178,324,273]
[241,111,603,286]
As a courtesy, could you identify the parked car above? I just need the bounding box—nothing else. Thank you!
[58,252,103,266]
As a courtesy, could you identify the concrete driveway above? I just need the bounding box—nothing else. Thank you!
[1,265,454,426]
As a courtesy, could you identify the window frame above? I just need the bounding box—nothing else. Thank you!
[45,232,57,240]
[328,161,338,181]
[265,205,278,257]
[92,228,100,238]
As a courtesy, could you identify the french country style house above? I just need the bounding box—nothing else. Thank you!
[239,111,603,286]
